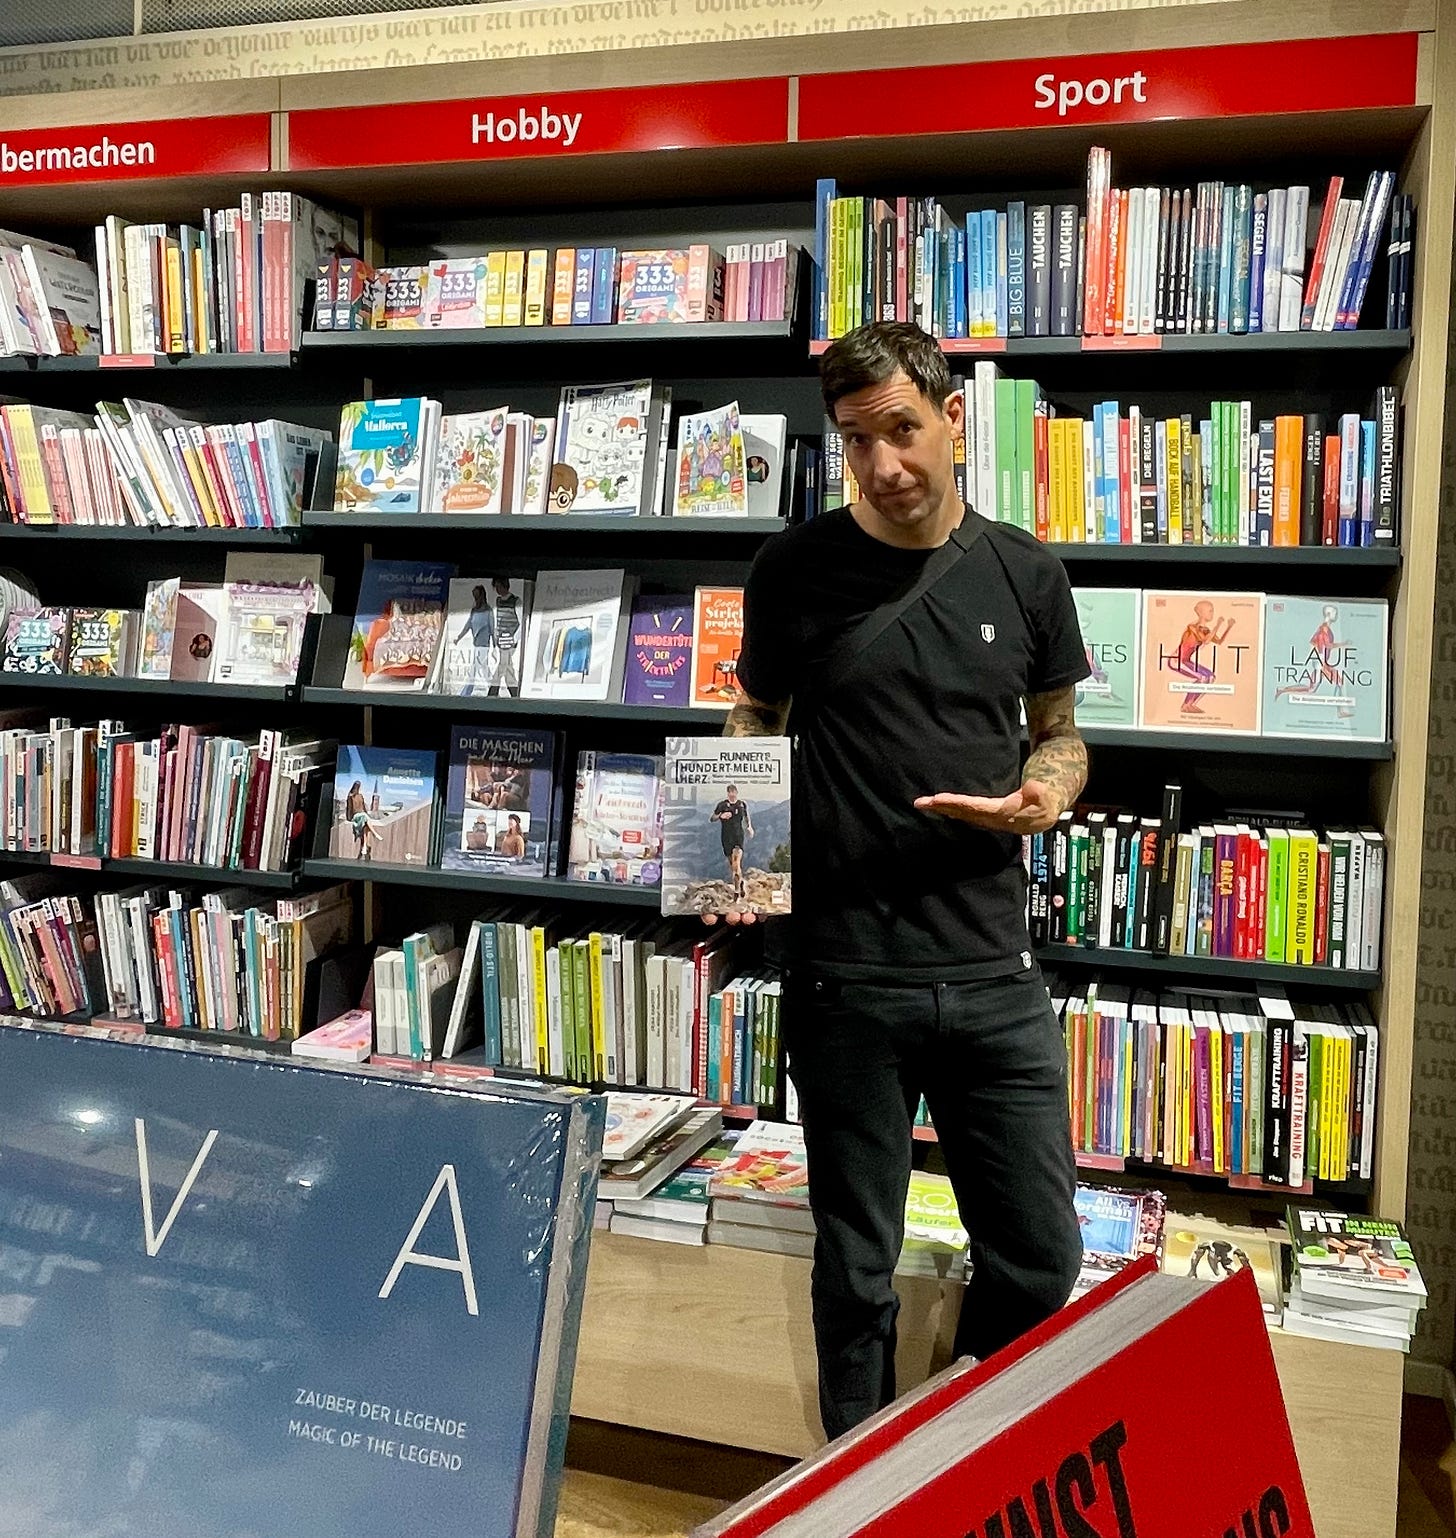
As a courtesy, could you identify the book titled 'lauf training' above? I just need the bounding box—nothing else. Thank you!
[662,737,791,918]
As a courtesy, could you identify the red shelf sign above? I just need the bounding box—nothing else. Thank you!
[289,78,790,171]
[798,33,1419,141]
[0,114,271,187]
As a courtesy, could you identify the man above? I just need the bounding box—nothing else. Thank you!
[727,320,1090,1440]
[711,784,754,902]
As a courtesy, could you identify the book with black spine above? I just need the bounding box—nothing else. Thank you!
[1050,204,1078,337]
[1371,385,1399,543]
[1151,784,1184,954]
[1026,204,1051,337]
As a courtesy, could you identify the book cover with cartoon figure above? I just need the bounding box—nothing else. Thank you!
[1138,589,1264,734]
[1071,586,1140,727]
[1262,595,1389,743]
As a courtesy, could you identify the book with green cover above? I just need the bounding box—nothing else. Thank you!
[994,375,1017,525]
[1072,586,1139,726]
[1015,378,1038,532]
[1265,828,1289,963]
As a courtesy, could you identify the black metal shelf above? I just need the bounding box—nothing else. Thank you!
[0,351,296,373]
[144,1021,295,1054]
[0,522,300,541]
[300,686,717,726]
[1051,544,1400,567]
[810,329,1412,359]
[0,850,301,887]
[301,510,784,535]
[2,672,297,702]
[1080,727,1393,759]
[303,320,797,352]
[1037,944,1379,990]
[302,857,664,905]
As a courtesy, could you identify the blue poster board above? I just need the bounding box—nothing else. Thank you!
[0,1021,603,1538]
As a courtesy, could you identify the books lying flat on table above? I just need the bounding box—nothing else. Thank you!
[292,1007,373,1062]
[1284,1208,1426,1351]
[599,1105,726,1203]
[600,1091,700,1163]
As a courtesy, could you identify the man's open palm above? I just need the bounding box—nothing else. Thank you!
[914,779,1063,834]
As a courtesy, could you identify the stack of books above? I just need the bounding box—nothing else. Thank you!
[707,1119,813,1258]
[1283,1209,1426,1351]
[900,1172,970,1280]
[604,1116,736,1246]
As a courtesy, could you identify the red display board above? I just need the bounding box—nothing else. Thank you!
[695,1260,1313,1538]
[0,114,272,186]
[288,78,791,170]
[797,33,1420,141]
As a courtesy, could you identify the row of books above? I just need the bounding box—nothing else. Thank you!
[814,155,1411,340]
[338,561,745,711]
[0,398,332,529]
[93,881,354,1039]
[1033,796,1386,970]
[945,365,1400,546]
[0,717,329,874]
[0,874,105,1019]
[331,384,792,521]
[315,242,798,332]
[1047,977,1377,1189]
[325,729,791,914]
[4,553,328,687]
[1071,587,1388,740]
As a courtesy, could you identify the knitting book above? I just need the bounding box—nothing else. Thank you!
[441,724,556,878]
[328,743,438,865]
[567,751,665,887]
[521,568,633,701]
[432,576,534,697]
[1072,586,1140,727]
[661,736,791,918]
[342,558,454,691]
[1138,589,1264,734]
[1261,595,1389,743]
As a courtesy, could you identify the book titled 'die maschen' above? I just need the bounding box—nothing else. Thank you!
[662,737,791,918]
[694,1259,1314,1538]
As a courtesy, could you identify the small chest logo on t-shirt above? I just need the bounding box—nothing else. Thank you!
[980,623,996,643]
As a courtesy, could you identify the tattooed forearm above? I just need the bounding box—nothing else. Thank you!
[724,694,791,737]
[1023,686,1088,814]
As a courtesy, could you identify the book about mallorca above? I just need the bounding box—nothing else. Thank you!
[342,558,455,691]
[1138,588,1264,735]
[662,736,791,918]
[1261,595,1389,743]
[333,397,440,514]
[329,742,438,866]
[441,723,556,878]
[567,751,665,887]
[1072,586,1140,727]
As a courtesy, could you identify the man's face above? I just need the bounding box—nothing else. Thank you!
[833,370,961,530]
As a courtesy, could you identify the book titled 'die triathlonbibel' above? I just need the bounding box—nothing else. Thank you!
[662,737,791,918]
[694,1260,1314,1538]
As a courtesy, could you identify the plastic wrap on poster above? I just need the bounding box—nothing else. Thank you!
[0,1017,603,1538]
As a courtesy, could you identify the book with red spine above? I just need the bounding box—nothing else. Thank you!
[1314,840,1332,965]
[1032,406,1050,543]
[1321,433,1341,545]
[1299,175,1344,330]
[1102,186,1123,335]
[1253,835,1269,960]
[1118,416,1133,543]
[151,908,181,1030]
[1233,827,1252,961]
[110,740,135,858]
[894,196,909,323]
[240,728,278,871]
[694,1260,1313,1538]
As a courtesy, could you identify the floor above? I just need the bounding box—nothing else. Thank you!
[557,1399,1456,1538]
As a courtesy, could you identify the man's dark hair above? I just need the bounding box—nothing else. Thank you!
[819,321,953,422]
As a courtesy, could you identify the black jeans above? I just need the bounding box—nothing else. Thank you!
[783,965,1082,1441]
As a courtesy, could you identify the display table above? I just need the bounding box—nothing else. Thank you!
[572,1231,1403,1538]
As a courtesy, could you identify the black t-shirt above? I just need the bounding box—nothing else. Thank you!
[714,798,749,850]
[737,507,1089,980]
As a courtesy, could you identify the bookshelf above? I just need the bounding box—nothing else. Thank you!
[0,5,1448,1532]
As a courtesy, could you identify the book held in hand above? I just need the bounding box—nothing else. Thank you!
[328,743,438,866]
[440,724,556,878]
[662,736,791,917]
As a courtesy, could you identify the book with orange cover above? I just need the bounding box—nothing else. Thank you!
[1138,588,1264,734]
[1272,414,1303,546]
[690,586,744,711]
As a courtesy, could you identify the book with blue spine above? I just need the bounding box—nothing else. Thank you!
[441,723,557,877]
[1006,201,1026,338]
[1261,595,1388,743]
[1216,186,1235,333]
[965,212,983,336]
[1359,419,1377,546]
[591,247,618,324]
[995,211,1009,336]
[571,248,596,325]
[1248,192,1267,332]
[981,208,997,335]
[813,178,835,339]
